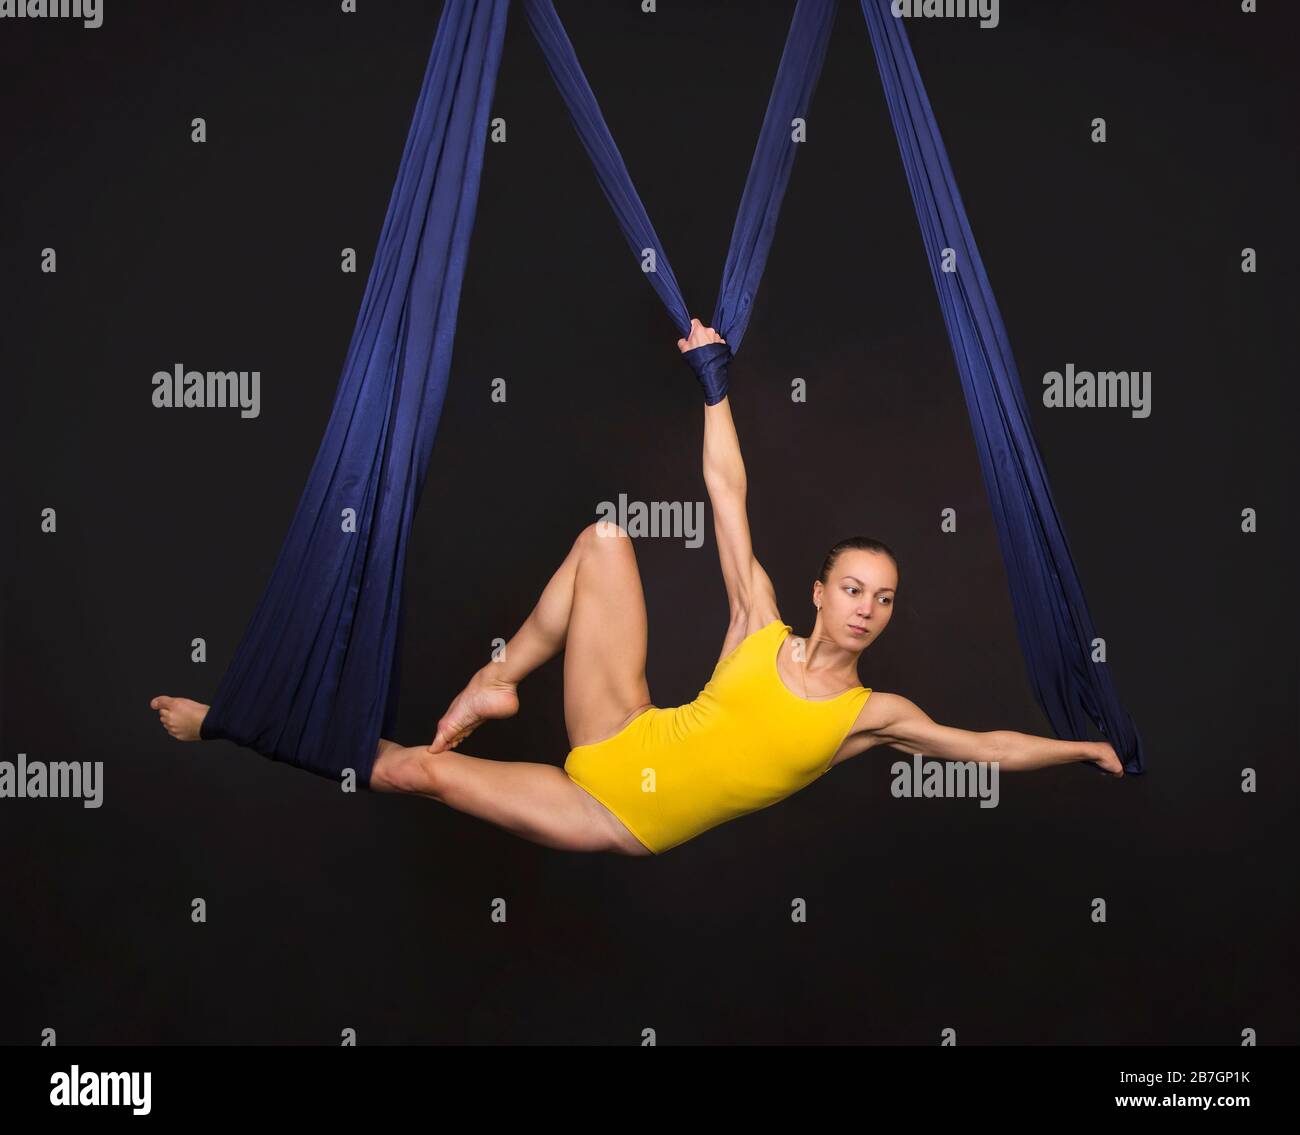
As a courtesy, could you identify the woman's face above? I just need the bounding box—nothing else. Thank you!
[813,549,898,651]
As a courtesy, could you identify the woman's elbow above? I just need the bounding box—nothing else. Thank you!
[704,464,746,499]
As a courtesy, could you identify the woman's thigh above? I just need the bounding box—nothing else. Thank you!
[374,741,643,854]
[563,523,653,749]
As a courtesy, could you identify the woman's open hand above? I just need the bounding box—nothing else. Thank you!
[677,317,726,353]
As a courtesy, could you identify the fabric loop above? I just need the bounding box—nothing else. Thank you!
[682,342,733,405]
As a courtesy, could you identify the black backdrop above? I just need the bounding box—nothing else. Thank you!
[2,0,1296,1045]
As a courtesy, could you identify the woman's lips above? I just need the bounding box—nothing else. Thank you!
[848,625,868,636]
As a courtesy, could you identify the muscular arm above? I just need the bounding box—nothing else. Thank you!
[678,319,779,659]
[703,397,777,620]
[837,692,1116,773]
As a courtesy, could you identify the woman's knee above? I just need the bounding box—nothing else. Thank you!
[578,519,635,564]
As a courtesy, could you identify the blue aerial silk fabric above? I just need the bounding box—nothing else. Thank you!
[201,0,1144,786]
[200,0,834,785]
[859,0,1145,772]
[523,0,837,396]
[680,341,734,406]
[199,0,511,783]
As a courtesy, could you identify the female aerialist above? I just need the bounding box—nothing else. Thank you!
[152,318,1123,856]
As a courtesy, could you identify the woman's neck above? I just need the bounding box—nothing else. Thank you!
[802,624,860,685]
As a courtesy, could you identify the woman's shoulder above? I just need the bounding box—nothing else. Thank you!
[846,690,908,735]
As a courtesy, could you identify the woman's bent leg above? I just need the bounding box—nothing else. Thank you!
[432,522,652,752]
[371,740,651,856]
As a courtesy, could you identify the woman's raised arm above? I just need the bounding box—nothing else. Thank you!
[677,319,779,643]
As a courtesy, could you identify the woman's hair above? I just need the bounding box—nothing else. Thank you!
[818,536,899,584]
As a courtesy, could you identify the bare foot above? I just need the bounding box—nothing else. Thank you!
[150,696,209,741]
[1087,741,1125,777]
[429,665,519,753]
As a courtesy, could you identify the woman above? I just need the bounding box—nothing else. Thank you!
[152,318,1123,856]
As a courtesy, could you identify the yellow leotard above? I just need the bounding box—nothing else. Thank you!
[563,619,873,854]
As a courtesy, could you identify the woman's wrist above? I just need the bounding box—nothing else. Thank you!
[682,341,732,405]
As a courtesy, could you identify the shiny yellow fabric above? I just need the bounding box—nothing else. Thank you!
[563,619,872,854]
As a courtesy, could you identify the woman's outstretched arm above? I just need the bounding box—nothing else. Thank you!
[846,691,1124,776]
[677,319,779,643]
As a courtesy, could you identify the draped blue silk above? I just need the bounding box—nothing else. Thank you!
[199,0,511,781]
[201,0,1144,786]
[680,341,734,406]
[859,0,1144,773]
[523,0,837,394]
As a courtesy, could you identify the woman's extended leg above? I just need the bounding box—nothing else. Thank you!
[370,738,651,854]
[431,521,653,751]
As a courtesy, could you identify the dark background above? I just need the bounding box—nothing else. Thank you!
[2,0,1296,1044]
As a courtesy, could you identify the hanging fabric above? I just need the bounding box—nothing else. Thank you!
[523,0,837,353]
[858,0,1145,772]
[200,0,1144,787]
[199,0,511,781]
[201,0,833,784]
